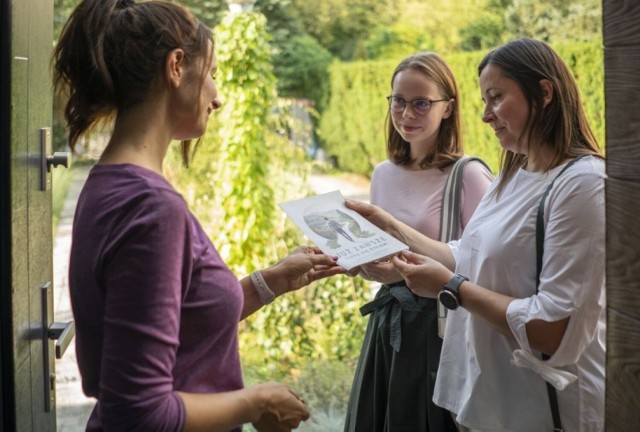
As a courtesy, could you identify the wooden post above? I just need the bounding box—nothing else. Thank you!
[603,1,640,430]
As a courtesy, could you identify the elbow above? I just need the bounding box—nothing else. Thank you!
[535,338,562,357]
[526,317,570,357]
[100,393,185,431]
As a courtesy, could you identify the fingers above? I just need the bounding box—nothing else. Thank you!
[282,247,339,272]
[257,383,310,424]
[276,390,309,423]
[397,249,425,264]
[308,245,324,255]
[343,198,360,210]
[291,245,337,263]
[289,245,320,255]
[391,254,409,272]
[253,411,304,432]
[345,265,361,277]
[312,266,346,280]
[289,245,312,256]
[346,262,396,280]
[309,253,340,266]
[344,199,375,216]
[391,251,420,274]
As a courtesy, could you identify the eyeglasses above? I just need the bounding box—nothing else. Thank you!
[386,96,449,116]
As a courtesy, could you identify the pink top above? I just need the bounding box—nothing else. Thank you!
[370,159,493,239]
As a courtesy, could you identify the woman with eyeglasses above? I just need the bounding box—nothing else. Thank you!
[347,39,605,432]
[344,52,493,432]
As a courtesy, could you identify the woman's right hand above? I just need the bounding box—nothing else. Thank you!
[345,199,410,249]
[250,383,309,431]
[344,199,395,232]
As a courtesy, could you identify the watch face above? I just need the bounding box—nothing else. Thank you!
[438,290,458,310]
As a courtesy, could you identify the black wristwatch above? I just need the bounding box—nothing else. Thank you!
[438,273,468,310]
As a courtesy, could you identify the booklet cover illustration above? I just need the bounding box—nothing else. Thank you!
[279,190,409,270]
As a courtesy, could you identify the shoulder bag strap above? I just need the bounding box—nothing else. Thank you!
[437,156,491,337]
[536,155,588,286]
[535,155,587,432]
[439,156,491,242]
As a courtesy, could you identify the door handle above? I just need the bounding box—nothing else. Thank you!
[40,127,72,191]
[48,320,75,359]
[41,282,76,412]
[47,151,71,171]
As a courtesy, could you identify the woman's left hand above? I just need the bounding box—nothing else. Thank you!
[269,246,344,294]
[391,250,452,298]
[360,260,403,284]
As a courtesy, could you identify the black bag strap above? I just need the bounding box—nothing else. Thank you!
[535,155,587,431]
[536,155,588,285]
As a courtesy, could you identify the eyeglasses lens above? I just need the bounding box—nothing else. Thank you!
[388,97,430,115]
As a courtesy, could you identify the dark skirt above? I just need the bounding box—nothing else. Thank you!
[344,283,458,432]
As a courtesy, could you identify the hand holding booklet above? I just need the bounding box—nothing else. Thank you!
[279,190,409,271]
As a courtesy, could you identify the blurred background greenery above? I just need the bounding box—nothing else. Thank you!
[52,0,603,429]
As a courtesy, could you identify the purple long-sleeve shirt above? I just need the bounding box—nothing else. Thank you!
[69,164,244,431]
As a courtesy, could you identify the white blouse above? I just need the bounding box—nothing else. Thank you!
[434,156,606,432]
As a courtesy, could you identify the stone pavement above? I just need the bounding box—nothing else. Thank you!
[53,166,370,431]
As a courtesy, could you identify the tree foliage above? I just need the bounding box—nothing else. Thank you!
[503,0,601,43]
[272,35,333,109]
[458,12,506,51]
[289,0,403,60]
[54,0,80,40]
[362,24,435,61]
[255,0,303,43]
[179,0,229,28]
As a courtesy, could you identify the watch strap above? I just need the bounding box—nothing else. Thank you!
[444,273,468,305]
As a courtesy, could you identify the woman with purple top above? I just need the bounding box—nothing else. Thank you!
[53,1,343,431]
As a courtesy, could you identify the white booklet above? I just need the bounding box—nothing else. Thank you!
[279,190,408,270]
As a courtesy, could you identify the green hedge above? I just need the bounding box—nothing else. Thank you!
[319,41,604,176]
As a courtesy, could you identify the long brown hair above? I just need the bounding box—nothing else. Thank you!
[478,38,602,194]
[386,52,463,169]
[52,0,212,165]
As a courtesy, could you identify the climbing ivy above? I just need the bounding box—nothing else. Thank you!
[165,11,371,378]
[214,12,279,274]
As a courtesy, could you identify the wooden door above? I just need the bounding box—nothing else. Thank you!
[0,0,64,430]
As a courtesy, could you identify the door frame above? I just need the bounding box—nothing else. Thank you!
[1,0,14,428]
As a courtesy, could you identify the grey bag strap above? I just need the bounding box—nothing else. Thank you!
[438,156,491,242]
[437,156,491,337]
